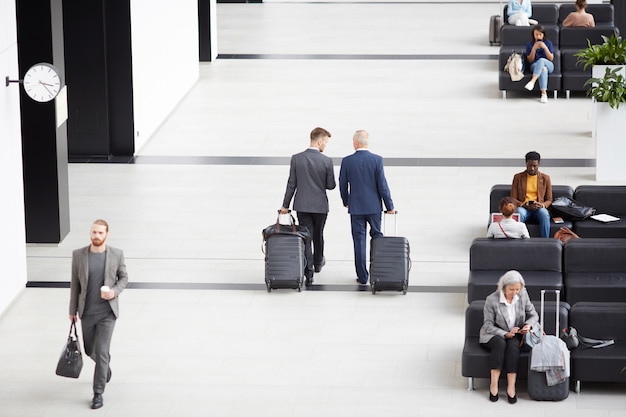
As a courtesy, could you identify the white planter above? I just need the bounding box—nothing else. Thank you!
[592,65,626,82]
[595,102,626,181]
[591,65,626,139]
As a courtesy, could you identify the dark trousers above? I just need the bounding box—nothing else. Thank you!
[297,212,328,278]
[350,213,382,283]
[81,311,116,394]
[481,334,524,374]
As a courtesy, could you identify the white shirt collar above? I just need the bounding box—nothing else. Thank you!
[499,291,520,305]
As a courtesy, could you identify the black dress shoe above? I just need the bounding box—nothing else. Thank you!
[106,367,112,383]
[489,392,498,402]
[356,279,367,285]
[91,393,103,409]
[305,277,314,286]
[314,257,326,273]
[507,393,517,404]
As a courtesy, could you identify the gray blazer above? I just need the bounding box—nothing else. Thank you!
[479,288,538,344]
[282,148,336,213]
[69,245,129,319]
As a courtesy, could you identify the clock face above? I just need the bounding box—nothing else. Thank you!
[23,63,62,103]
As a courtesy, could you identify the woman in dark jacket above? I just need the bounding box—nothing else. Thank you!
[524,25,555,103]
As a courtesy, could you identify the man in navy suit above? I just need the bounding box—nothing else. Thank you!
[281,127,336,285]
[339,130,395,284]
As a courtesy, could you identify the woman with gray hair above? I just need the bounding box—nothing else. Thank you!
[479,270,539,403]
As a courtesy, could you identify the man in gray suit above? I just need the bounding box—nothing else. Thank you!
[69,219,128,409]
[280,127,336,285]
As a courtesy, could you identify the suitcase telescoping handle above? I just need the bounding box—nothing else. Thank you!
[383,212,398,237]
[540,289,560,336]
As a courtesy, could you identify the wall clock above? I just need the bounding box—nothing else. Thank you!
[22,62,63,102]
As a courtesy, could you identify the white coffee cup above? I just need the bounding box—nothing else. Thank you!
[100,285,110,299]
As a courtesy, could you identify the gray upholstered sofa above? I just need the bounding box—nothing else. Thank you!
[462,299,570,390]
[488,184,626,238]
[489,184,574,238]
[563,238,626,304]
[569,302,626,392]
[571,186,626,238]
[468,238,563,303]
[498,3,619,98]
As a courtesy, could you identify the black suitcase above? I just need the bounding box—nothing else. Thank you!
[262,213,309,292]
[489,15,502,46]
[527,290,570,401]
[264,235,305,292]
[369,214,411,295]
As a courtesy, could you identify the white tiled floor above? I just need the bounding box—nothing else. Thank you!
[2,1,625,416]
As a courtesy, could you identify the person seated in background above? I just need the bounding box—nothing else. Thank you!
[510,151,553,237]
[507,0,534,26]
[487,197,530,239]
[524,25,555,104]
[562,0,595,27]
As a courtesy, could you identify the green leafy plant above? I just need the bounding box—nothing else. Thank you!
[585,66,626,109]
[575,32,626,70]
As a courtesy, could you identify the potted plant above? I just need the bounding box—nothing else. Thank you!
[574,31,626,71]
[585,66,626,109]
[585,66,626,181]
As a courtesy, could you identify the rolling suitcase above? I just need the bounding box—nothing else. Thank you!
[527,290,570,401]
[489,15,502,46]
[369,213,411,295]
[262,212,310,292]
[489,0,503,46]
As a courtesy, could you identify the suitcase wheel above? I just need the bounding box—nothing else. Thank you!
[266,282,272,293]
[371,284,377,295]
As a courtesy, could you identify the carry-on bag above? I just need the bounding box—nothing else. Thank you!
[369,213,411,295]
[262,212,309,292]
[56,319,83,378]
[527,290,570,401]
[489,0,503,46]
[550,196,596,221]
[489,15,502,46]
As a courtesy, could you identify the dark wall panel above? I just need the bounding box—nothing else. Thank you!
[63,0,110,157]
[105,0,135,156]
[16,0,70,243]
[63,0,134,159]
[199,0,212,61]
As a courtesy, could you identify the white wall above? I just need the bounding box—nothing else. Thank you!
[0,0,28,315]
[130,0,200,151]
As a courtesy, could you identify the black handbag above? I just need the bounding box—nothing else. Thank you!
[262,212,311,243]
[560,326,615,350]
[550,196,596,221]
[55,319,83,378]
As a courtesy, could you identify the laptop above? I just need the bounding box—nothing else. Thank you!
[491,212,520,223]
